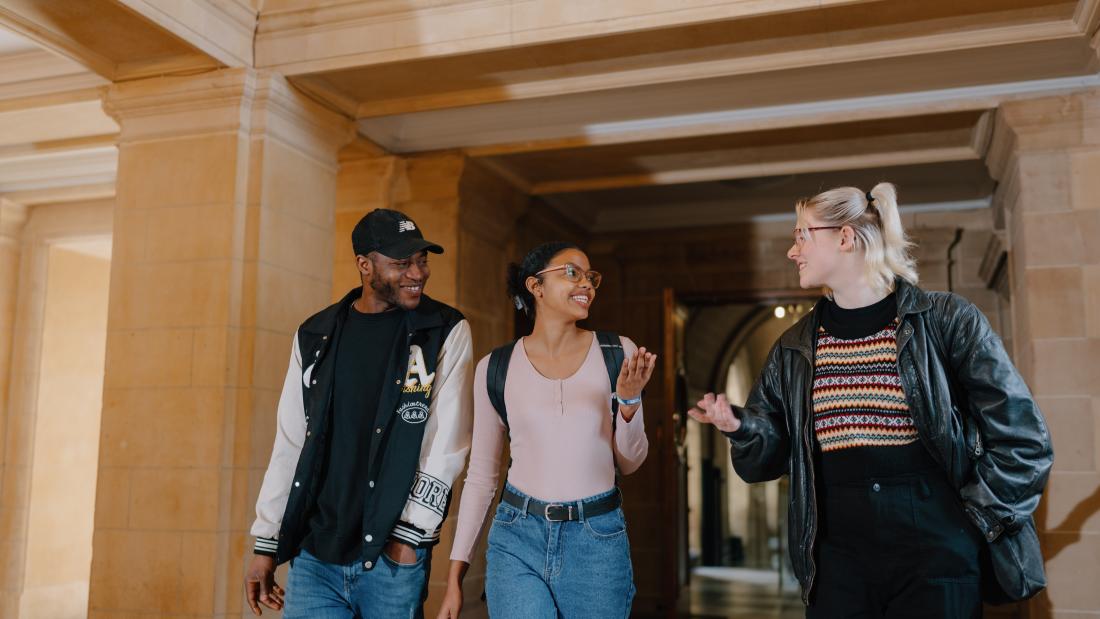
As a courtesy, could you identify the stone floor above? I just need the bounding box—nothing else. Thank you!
[676,567,805,619]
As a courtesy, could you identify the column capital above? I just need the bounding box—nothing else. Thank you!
[249,72,357,170]
[102,68,256,142]
[987,88,1100,179]
[985,88,1100,227]
[0,197,28,247]
[103,68,355,167]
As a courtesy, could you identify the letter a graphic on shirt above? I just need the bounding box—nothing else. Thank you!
[404,345,435,397]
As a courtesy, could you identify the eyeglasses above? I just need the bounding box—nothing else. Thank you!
[536,263,602,289]
[793,226,842,246]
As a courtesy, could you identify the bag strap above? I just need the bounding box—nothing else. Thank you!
[486,341,517,431]
[595,331,625,420]
[491,333,625,425]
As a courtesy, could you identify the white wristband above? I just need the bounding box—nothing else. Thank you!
[615,394,642,406]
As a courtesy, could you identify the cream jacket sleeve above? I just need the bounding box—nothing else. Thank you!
[390,319,475,546]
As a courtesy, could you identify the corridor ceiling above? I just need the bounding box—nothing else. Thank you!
[1,0,1097,228]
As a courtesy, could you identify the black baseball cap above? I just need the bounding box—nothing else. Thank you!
[351,209,444,259]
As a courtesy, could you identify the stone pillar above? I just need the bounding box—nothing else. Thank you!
[985,88,1100,618]
[94,69,352,617]
[0,198,27,618]
[0,200,112,618]
[455,160,528,353]
[0,199,27,462]
[332,140,397,300]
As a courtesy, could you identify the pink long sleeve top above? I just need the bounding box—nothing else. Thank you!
[449,333,650,563]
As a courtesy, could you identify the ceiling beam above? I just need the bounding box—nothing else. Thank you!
[0,146,117,194]
[583,197,992,233]
[1,182,116,207]
[0,3,118,79]
[114,0,255,68]
[351,15,1078,118]
[0,49,107,107]
[528,145,978,195]
[0,0,223,81]
[0,99,119,148]
[257,0,874,76]
[0,133,118,160]
[448,72,1100,158]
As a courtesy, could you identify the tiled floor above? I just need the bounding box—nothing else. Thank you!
[677,567,805,619]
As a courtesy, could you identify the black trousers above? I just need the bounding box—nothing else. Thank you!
[806,470,983,619]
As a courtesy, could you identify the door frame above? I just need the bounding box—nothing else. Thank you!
[661,286,819,615]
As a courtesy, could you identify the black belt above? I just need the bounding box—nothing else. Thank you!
[501,487,621,522]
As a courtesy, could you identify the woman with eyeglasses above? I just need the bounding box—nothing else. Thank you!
[689,184,1051,618]
[436,242,656,619]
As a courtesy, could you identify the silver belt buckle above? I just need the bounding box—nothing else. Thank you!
[544,503,573,522]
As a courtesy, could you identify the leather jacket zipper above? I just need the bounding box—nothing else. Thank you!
[802,384,818,604]
[796,341,818,604]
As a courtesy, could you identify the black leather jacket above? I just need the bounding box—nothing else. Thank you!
[725,280,1052,603]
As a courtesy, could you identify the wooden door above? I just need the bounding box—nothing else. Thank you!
[661,288,689,616]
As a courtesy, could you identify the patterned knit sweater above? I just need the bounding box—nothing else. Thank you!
[812,319,919,452]
[811,294,937,483]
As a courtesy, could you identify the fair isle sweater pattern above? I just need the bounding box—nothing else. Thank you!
[812,320,919,452]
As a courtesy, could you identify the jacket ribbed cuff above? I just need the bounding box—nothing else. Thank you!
[390,521,440,548]
[253,536,278,557]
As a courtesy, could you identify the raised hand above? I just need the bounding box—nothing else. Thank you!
[615,346,657,420]
[687,392,741,434]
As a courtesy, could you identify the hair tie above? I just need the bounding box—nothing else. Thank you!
[865,191,875,206]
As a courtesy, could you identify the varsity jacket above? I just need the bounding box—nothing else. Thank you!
[250,287,473,567]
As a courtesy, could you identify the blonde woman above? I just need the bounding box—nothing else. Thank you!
[689,184,1052,618]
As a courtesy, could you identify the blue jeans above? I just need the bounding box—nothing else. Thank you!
[284,547,430,619]
[485,483,636,619]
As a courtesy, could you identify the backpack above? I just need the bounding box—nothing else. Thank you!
[486,331,625,431]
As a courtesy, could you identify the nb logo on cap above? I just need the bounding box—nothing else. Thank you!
[398,221,417,233]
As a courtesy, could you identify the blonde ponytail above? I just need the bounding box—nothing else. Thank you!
[866,182,918,292]
[796,182,918,297]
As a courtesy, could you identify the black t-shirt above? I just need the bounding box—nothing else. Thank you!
[302,305,404,564]
[819,292,897,339]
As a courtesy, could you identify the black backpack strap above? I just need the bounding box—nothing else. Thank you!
[595,331,625,417]
[486,341,517,431]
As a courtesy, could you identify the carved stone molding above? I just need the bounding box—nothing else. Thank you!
[103,68,354,168]
[978,230,1008,291]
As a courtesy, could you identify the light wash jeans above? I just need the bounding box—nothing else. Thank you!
[283,546,430,619]
[485,483,636,619]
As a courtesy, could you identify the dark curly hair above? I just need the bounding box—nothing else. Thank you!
[506,241,580,318]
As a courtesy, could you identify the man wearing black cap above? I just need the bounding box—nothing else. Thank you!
[244,209,473,618]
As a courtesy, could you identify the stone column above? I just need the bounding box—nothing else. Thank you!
[332,140,397,300]
[0,197,27,617]
[0,199,27,461]
[985,88,1100,618]
[93,68,352,617]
